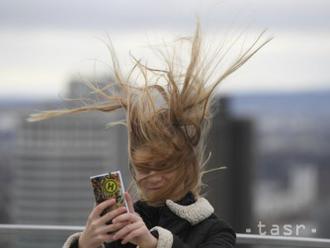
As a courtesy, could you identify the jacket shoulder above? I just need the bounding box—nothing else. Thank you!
[199,214,236,246]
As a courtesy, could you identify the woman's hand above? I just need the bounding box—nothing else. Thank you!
[112,192,158,248]
[78,199,128,248]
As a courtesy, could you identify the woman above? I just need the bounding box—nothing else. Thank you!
[29,21,271,248]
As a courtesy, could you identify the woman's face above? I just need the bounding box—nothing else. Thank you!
[134,167,183,201]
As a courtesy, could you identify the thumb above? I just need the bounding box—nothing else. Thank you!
[125,191,135,213]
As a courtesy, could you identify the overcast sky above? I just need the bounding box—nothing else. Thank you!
[1,0,329,31]
[1,0,330,99]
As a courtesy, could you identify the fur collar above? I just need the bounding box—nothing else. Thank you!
[165,197,214,225]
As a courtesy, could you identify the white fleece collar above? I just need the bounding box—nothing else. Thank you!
[165,197,214,225]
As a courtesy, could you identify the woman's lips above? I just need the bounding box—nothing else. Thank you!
[146,187,162,190]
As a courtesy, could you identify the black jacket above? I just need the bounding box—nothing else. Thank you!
[63,192,236,248]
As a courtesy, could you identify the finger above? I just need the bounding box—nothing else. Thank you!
[99,221,128,234]
[98,206,127,225]
[125,192,135,213]
[112,212,140,224]
[90,198,116,220]
[113,221,143,240]
[121,226,145,244]
[99,233,115,243]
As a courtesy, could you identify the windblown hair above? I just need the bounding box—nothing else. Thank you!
[28,21,272,204]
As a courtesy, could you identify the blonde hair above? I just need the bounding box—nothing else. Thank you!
[28,21,272,204]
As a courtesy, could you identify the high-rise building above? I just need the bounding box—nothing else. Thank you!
[0,111,18,247]
[205,96,255,238]
[10,81,129,248]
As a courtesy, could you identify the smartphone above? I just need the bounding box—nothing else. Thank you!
[90,170,129,216]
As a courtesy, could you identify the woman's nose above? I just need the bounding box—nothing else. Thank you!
[148,171,162,183]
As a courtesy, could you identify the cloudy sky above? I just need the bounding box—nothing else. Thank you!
[1,0,330,99]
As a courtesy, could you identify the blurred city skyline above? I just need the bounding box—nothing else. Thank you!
[1,0,330,99]
[1,83,330,244]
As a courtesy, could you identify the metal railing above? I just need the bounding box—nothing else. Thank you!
[1,224,330,247]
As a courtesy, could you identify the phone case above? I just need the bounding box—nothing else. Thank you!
[90,170,128,215]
